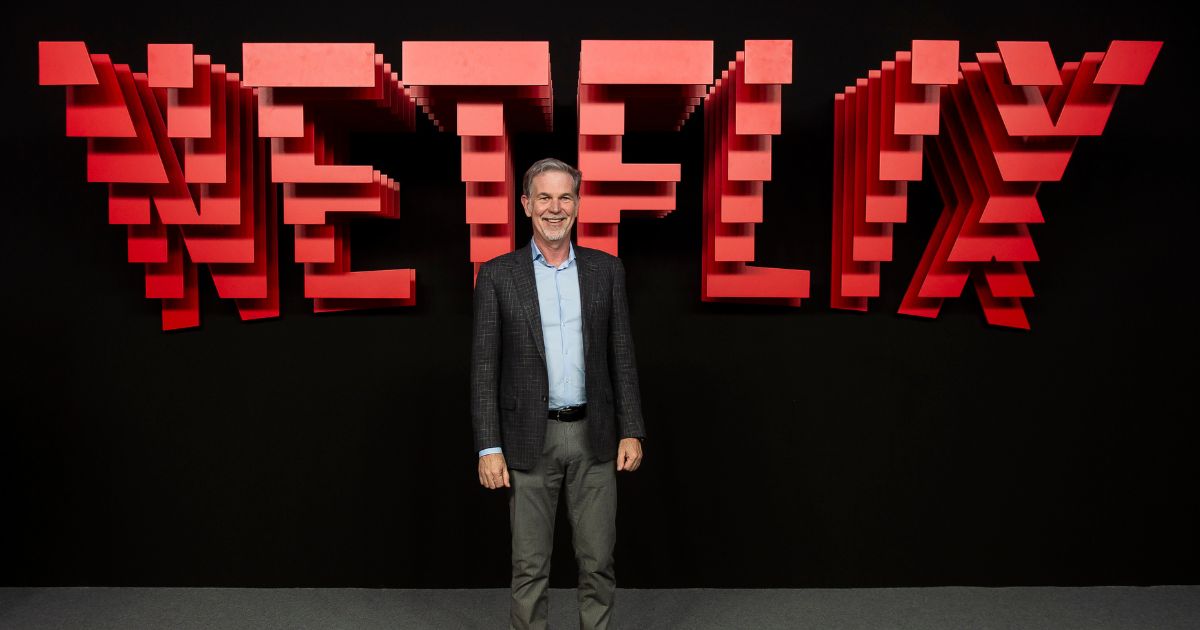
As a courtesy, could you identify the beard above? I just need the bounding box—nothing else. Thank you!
[540,217,572,241]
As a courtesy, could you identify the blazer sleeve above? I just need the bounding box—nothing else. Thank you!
[608,257,647,440]
[470,262,502,453]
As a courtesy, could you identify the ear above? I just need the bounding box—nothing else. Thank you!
[520,195,533,217]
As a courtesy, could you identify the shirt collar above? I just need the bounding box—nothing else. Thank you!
[531,239,576,268]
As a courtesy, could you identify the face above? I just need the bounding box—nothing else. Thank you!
[522,170,578,245]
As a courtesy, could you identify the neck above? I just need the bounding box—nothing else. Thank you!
[534,236,571,266]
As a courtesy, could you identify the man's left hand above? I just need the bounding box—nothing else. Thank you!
[616,438,643,472]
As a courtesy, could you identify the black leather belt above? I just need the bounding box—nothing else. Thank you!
[548,404,587,422]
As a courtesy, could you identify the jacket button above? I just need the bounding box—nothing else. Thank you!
[541,395,548,402]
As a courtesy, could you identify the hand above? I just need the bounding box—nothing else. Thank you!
[616,438,643,472]
[478,453,510,489]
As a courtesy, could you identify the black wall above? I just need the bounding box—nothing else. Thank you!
[2,1,1196,587]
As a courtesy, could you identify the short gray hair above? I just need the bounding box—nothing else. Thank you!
[522,158,582,197]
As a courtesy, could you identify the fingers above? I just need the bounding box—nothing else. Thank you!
[480,469,493,489]
[617,442,643,472]
[478,460,494,489]
[482,472,501,489]
[478,456,509,490]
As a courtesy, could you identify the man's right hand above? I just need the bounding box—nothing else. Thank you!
[478,453,510,489]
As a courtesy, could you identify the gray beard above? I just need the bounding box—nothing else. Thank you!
[542,225,569,241]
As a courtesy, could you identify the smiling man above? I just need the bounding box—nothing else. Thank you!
[471,158,647,630]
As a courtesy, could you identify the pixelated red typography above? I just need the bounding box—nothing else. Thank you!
[38,39,1161,331]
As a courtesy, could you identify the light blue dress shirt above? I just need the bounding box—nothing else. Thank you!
[479,240,586,458]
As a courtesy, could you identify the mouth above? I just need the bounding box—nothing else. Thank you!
[543,217,567,226]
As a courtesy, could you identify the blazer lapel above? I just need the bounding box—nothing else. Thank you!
[512,245,547,364]
[576,246,596,360]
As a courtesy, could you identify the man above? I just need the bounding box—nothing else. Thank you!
[471,158,646,630]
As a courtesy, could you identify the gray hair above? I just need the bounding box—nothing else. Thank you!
[522,158,582,197]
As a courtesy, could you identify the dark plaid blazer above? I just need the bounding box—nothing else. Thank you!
[471,243,647,471]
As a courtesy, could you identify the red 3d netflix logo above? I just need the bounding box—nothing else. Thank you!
[37,39,1161,331]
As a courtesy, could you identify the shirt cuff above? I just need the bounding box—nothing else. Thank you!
[479,446,503,457]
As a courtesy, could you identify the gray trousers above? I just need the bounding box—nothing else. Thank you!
[509,417,617,630]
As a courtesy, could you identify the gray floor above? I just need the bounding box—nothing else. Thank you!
[1,586,1198,629]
